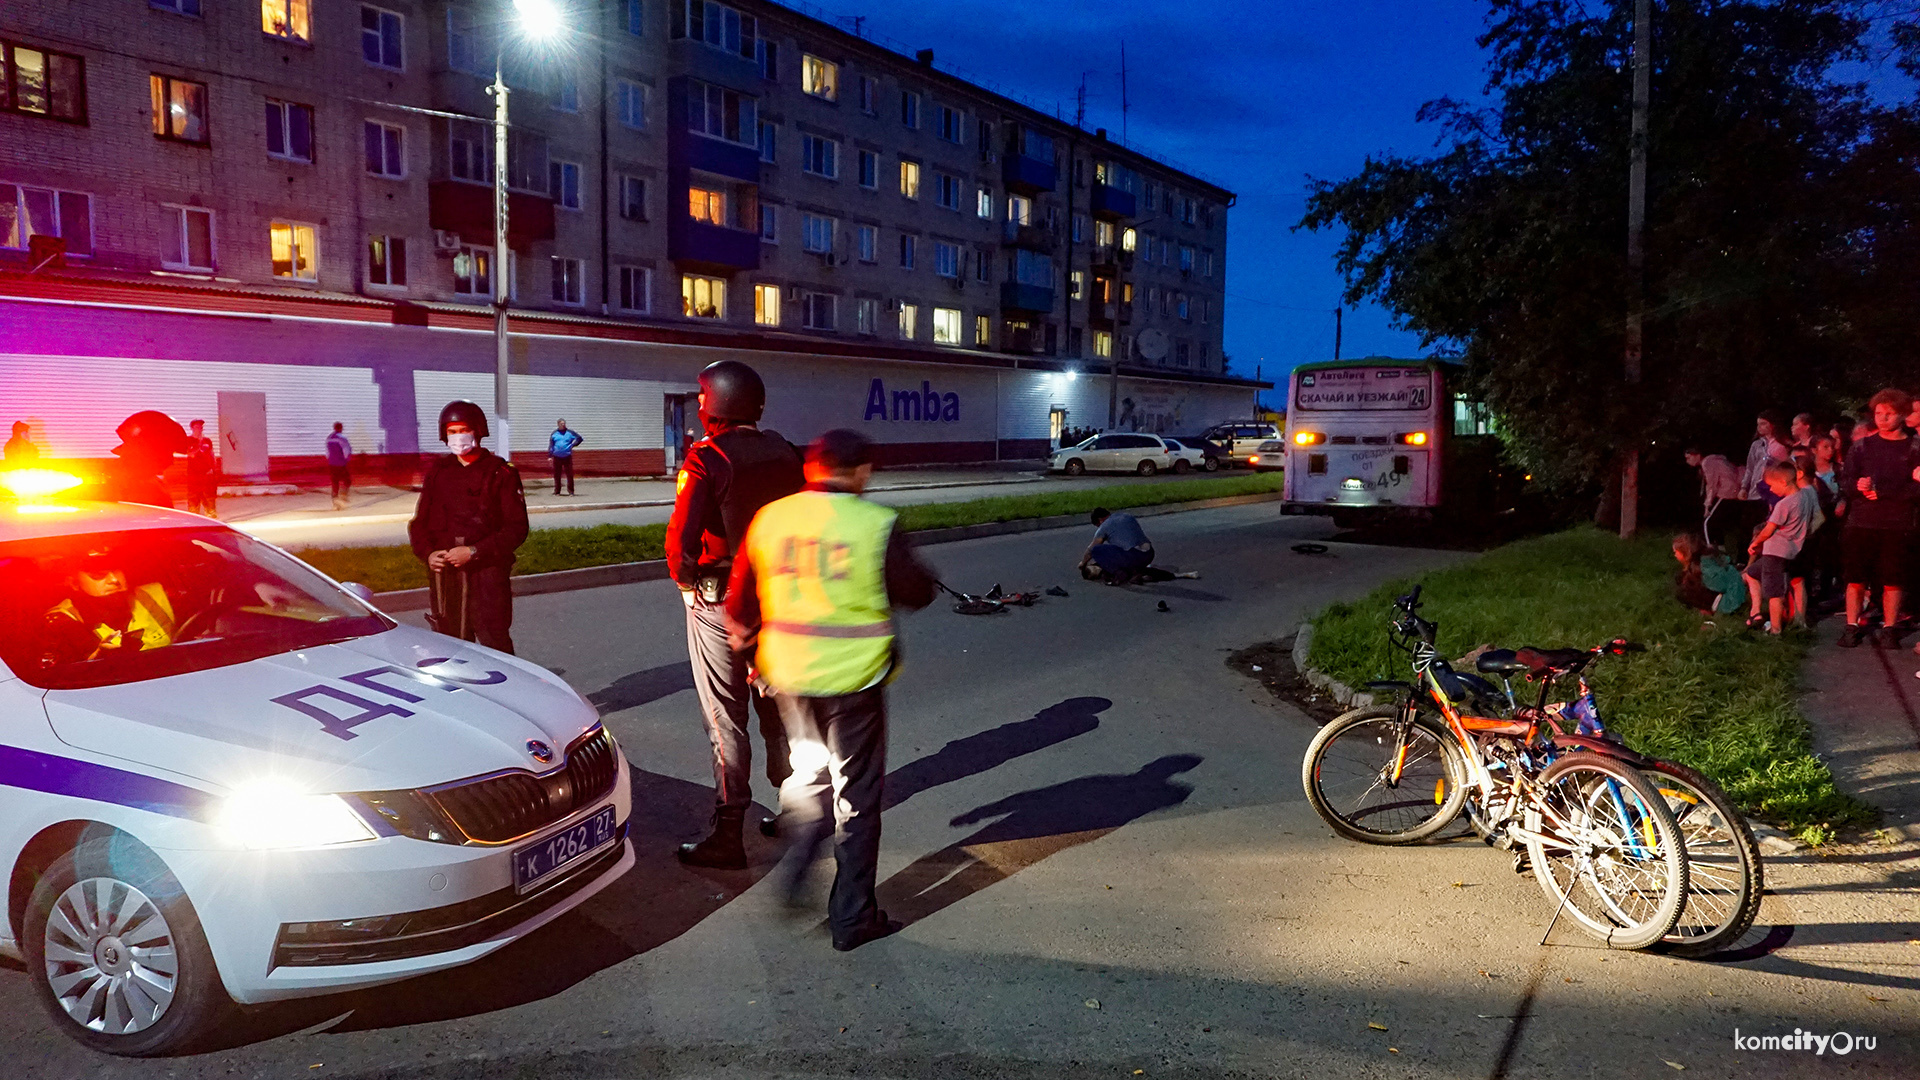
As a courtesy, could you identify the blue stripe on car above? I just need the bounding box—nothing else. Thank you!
[0,744,214,820]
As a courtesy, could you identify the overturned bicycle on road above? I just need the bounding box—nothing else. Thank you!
[0,473,633,1056]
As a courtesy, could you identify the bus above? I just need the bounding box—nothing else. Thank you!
[1280,358,1514,526]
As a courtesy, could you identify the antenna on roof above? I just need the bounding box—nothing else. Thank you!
[1075,73,1087,130]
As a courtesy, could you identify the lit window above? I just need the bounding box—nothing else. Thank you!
[689,186,727,225]
[618,80,648,129]
[802,54,838,100]
[2,43,87,122]
[682,273,725,318]
[803,292,835,330]
[803,213,835,254]
[617,265,650,312]
[934,242,960,279]
[974,314,990,348]
[976,186,992,219]
[753,282,780,326]
[367,234,406,286]
[857,149,878,189]
[857,225,876,262]
[1069,270,1084,300]
[802,134,838,178]
[1093,330,1112,358]
[1121,227,1137,252]
[550,160,582,210]
[899,159,920,199]
[453,245,490,294]
[551,257,583,305]
[1094,220,1114,248]
[621,175,647,220]
[1007,194,1031,226]
[360,6,404,70]
[262,0,311,42]
[150,74,208,143]
[269,220,318,281]
[6,184,95,257]
[932,306,961,344]
[364,121,404,177]
[160,204,213,270]
[897,302,918,340]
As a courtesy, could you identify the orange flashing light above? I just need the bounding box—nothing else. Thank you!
[1292,431,1324,446]
[1,469,85,499]
[1397,431,1430,446]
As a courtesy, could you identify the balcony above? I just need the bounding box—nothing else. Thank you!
[1004,222,1058,251]
[1000,281,1055,314]
[1090,246,1134,273]
[1090,182,1136,219]
[1001,152,1057,194]
[428,182,555,248]
[669,217,760,273]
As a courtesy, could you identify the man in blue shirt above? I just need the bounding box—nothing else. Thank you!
[548,418,584,495]
[1079,507,1155,584]
[325,422,352,510]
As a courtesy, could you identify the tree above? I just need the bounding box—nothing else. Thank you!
[1299,1,1915,493]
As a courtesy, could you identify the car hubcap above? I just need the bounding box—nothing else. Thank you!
[43,878,178,1035]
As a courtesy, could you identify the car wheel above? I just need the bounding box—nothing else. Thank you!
[1202,456,1220,472]
[1173,459,1192,474]
[24,836,231,1056]
[1137,460,1159,477]
[1063,459,1086,476]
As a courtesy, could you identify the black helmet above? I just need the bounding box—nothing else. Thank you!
[112,410,188,457]
[438,399,490,442]
[697,360,765,423]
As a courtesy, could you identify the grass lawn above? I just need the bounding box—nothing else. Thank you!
[1305,527,1872,841]
[293,471,1285,595]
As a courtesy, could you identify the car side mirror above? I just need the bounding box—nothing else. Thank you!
[341,581,376,604]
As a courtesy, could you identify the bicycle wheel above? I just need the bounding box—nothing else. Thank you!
[1523,752,1688,950]
[1303,705,1467,845]
[1643,758,1763,956]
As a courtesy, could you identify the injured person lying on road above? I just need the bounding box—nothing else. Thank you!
[1077,508,1200,586]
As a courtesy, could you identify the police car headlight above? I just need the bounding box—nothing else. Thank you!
[216,782,376,849]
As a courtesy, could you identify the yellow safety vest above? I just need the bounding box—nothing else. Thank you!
[745,489,897,697]
[48,583,177,658]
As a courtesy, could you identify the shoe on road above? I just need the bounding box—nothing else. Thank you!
[678,809,747,870]
[1838,624,1862,648]
[832,911,903,952]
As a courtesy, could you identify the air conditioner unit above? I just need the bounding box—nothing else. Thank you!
[434,230,463,253]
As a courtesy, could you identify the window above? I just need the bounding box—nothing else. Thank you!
[159,204,213,270]
[1176,341,1191,367]
[1159,288,1171,316]
[361,6,404,70]
[617,265,650,312]
[932,306,962,344]
[934,173,961,210]
[152,0,201,14]
[262,0,311,42]
[803,292,835,330]
[1068,327,1083,355]
[1199,296,1209,323]
[1015,127,1053,162]
[670,1,758,60]
[758,203,776,242]
[1013,248,1052,287]
[150,75,207,143]
[801,133,838,178]
[1069,270,1084,300]
[974,245,992,283]
[553,72,580,113]
[976,186,992,219]
[1,42,87,123]
[977,118,993,154]
[857,225,876,262]
[898,233,916,270]
[446,8,489,75]
[1143,181,1156,210]
[0,185,91,256]
[1071,214,1084,243]
[802,213,834,254]
[265,100,313,162]
[269,220,317,281]
[897,302,918,340]
[1203,249,1214,276]
[855,297,877,335]
[626,0,644,35]
[450,121,490,182]
[1121,227,1136,252]
[689,185,727,225]
[756,37,778,80]
[974,314,990,347]
[367,234,406,286]
[937,105,963,143]
[934,241,960,279]
[801,55,837,100]
[364,121,404,177]
[858,75,876,114]
[857,149,877,189]
[1177,293,1190,320]
[900,90,919,128]
[1094,219,1114,248]
[682,273,725,318]
[1007,194,1031,226]
[1179,245,1194,271]
[898,159,920,199]
[1181,197,1195,224]
[753,282,780,326]
[620,175,647,220]
[550,160,581,210]
[617,80,647,129]
[757,120,776,162]
[685,78,755,145]
[1093,330,1112,358]
[453,245,490,295]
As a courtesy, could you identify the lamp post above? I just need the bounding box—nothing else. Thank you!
[489,0,562,464]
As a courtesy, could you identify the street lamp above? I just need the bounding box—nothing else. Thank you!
[490,0,563,464]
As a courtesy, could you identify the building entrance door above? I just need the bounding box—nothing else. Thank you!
[664,393,699,472]
[1049,406,1067,450]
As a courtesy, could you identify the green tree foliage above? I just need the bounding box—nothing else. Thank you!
[1299,1,1920,489]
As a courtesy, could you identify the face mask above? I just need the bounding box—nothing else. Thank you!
[447,433,478,456]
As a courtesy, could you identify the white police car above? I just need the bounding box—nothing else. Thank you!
[0,480,633,1055]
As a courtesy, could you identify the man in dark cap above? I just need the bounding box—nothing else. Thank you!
[666,360,806,869]
[408,401,529,654]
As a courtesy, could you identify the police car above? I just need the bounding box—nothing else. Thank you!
[0,472,633,1056]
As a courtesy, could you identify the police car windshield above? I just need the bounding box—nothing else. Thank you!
[0,527,393,690]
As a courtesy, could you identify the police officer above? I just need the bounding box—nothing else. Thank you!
[84,410,187,508]
[408,401,529,654]
[666,360,806,869]
[725,430,937,951]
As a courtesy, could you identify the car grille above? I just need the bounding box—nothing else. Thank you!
[428,727,620,844]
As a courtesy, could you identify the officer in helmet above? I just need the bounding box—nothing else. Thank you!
[666,359,806,869]
[408,401,529,654]
[84,410,187,508]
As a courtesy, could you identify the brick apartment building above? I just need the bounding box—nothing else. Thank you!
[0,0,1259,480]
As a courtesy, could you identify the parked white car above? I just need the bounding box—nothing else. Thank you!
[1049,433,1176,476]
[0,488,633,1056]
[1252,440,1287,472]
[1160,438,1214,473]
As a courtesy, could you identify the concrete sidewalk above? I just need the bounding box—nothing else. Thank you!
[1801,620,1920,840]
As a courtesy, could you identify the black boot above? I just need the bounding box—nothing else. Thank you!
[678,808,747,869]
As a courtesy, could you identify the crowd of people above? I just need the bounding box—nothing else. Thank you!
[1679,388,1920,659]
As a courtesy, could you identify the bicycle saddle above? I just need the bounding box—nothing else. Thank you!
[1475,649,1532,675]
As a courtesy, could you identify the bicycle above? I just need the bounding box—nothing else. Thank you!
[1302,586,1690,950]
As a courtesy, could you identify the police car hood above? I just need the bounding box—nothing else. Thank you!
[45,626,603,794]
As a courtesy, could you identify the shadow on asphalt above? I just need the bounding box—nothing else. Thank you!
[884,696,1109,810]
[586,661,696,713]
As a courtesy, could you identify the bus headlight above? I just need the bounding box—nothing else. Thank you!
[1395,431,1429,446]
[1292,431,1324,446]
[216,782,377,849]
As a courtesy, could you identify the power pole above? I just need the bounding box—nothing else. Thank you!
[1621,0,1650,539]
[1333,306,1343,360]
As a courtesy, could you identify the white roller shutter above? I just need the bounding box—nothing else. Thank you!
[412,371,666,454]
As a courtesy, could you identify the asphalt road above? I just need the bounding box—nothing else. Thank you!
[6,503,1917,1079]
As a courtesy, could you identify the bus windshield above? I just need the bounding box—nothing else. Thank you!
[1293,366,1433,412]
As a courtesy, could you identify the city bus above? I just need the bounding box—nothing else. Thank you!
[1280,358,1514,526]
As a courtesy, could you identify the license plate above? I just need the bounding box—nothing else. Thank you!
[512,806,618,893]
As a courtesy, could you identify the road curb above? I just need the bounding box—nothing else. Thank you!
[370,489,1287,613]
[1291,621,1376,708]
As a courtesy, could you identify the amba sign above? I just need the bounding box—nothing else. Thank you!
[864,378,961,423]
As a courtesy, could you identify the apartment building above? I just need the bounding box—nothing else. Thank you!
[0,0,1254,477]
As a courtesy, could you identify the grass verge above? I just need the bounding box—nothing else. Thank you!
[1305,526,1873,840]
[292,471,1285,594]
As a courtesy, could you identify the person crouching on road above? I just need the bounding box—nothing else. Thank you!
[1079,507,1155,585]
[408,400,529,654]
[667,360,806,869]
[725,429,937,951]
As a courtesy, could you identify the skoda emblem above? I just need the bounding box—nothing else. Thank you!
[526,739,554,765]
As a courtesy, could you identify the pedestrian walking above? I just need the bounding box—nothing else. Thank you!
[185,419,217,517]
[326,422,353,509]
[408,401,529,654]
[1836,388,1920,648]
[547,418,583,495]
[5,420,38,463]
[725,429,937,951]
[666,360,806,868]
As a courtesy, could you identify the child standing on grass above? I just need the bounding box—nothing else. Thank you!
[1745,461,1818,634]
[1673,533,1747,624]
